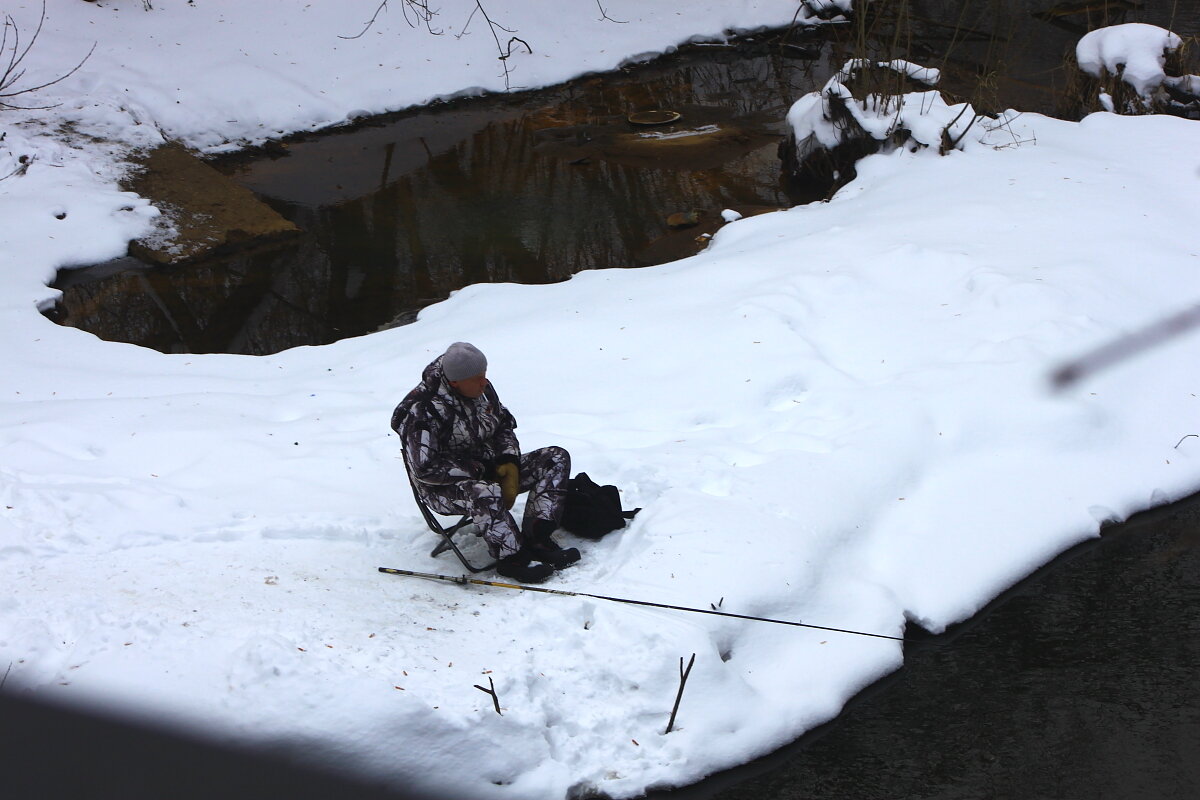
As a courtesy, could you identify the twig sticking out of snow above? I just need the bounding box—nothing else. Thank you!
[473,675,503,715]
[595,1,628,24]
[0,153,35,182]
[457,2,531,91]
[664,653,696,735]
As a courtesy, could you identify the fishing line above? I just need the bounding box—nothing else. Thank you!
[378,567,905,642]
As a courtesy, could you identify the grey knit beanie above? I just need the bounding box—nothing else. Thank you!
[441,342,487,381]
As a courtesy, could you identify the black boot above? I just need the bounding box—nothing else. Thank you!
[495,549,555,584]
[525,519,581,569]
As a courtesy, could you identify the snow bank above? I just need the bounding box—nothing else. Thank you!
[11,0,801,152]
[3,3,1200,799]
[1076,23,1181,97]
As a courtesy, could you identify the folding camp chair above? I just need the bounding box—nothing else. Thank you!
[402,449,497,573]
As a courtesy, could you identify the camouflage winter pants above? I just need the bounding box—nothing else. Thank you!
[419,446,571,558]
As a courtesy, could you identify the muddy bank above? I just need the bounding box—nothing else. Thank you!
[121,143,300,267]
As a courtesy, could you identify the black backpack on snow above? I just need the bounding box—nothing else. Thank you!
[560,472,640,540]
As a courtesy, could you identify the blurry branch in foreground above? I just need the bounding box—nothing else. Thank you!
[1,0,95,111]
[1051,302,1200,390]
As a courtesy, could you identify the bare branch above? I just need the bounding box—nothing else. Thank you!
[0,153,35,182]
[498,36,532,61]
[340,0,388,40]
[664,653,696,734]
[339,0,442,40]
[454,2,530,90]
[2,5,34,84]
[939,104,980,154]
[400,0,442,33]
[473,675,503,715]
[1,1,95,111]
[595,1,628,24]
[1,42,95,109]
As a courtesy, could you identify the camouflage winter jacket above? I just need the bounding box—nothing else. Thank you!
[391,355,520,488]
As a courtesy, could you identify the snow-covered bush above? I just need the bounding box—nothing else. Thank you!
[781,58,1000,193]
[796,0,856,24]
[1071,23,1199,117]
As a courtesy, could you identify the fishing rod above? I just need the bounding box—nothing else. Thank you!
[1051,301,1200,390]
[378,567,905,642]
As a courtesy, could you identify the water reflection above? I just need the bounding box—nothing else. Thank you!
[48,238,340,355]
[52,41,832,355]
[239,48,829,318]
[48,2,1198,355]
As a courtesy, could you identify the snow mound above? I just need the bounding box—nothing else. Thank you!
[1076,23,1182,98]
[786,58,1017,169]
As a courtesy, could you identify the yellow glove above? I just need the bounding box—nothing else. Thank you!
[495,462,519,510]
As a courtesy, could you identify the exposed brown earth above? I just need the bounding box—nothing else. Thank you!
[122,143,300,266]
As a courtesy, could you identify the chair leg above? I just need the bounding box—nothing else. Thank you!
[404,455,497,572]
[443,535,498,573]
[429,516,471,558]
[429,516,497,573]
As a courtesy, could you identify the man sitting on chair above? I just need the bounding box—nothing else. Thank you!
[391,342,579,583]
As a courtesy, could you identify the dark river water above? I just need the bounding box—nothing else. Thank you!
[654,491,1200,800]
[50,40,828,355]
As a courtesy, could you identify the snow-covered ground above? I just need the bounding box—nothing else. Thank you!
[2,3,1199,798]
